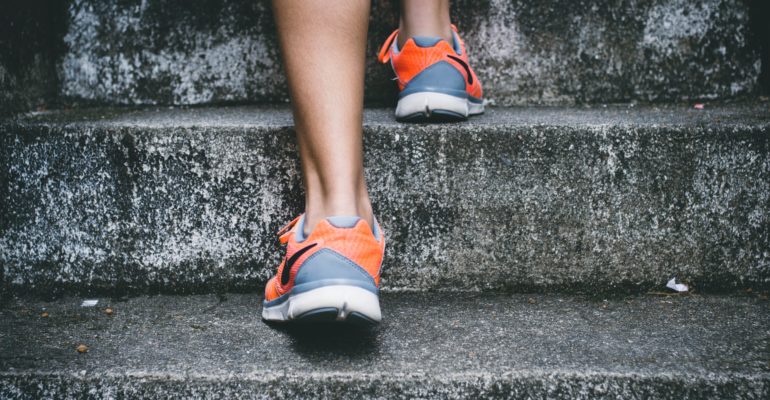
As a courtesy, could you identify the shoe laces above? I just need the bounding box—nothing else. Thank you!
[276,215,302,245]
[377,29,399,64]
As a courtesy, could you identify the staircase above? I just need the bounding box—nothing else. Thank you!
[1,1,769,398]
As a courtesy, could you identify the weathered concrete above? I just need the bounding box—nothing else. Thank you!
[1,104,769,295]
[54,0,762,107]
[0,0,68,115]
[1,292,768,399]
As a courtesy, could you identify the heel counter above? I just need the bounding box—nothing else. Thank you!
[400,61,467,98]
[294,248,377,292]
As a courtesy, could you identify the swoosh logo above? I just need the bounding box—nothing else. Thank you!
[280,243,318,286]
[447,55,473,85]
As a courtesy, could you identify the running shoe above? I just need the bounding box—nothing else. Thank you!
[378,24,484,121]
[262,214,385,324]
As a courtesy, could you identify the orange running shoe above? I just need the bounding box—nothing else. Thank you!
[378,25,484,122]
[262,215,385,324]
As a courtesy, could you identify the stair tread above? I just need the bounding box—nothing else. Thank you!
[1,292,767,397]
[8,103,770,129]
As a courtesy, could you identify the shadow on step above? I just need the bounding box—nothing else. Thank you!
[265,321,382,359]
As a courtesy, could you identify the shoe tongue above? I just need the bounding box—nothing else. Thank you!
[411,36,444,48]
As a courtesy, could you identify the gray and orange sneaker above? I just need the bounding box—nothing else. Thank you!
[262,215,386,324]
[378,24,484,121]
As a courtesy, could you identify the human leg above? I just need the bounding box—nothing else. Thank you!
[272,0,373,234]
[398,0,452,47]
[263,0,385,324]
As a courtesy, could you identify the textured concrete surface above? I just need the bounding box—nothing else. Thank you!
[1,104,769,295]
[0,0,67,115]
[0,292,768,399]
[5,0,760,108]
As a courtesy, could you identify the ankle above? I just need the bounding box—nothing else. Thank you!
[397,2,452,47]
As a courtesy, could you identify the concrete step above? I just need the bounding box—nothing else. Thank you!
[1,0,765,113]
[1,103,769,295]
[1,292,768,398]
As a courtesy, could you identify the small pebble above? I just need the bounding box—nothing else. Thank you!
[76,344,88,353]
[105,308,114,316]
[527,297,536,304]
[40,312,49,318]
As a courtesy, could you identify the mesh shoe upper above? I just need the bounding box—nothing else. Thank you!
[264,215,385,302]
[378,25,483,100]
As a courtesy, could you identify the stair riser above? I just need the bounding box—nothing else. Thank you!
[58,0,764,105]
[1,0,762,114]
[2,121,768,294]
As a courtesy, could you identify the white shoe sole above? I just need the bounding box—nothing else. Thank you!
[395,92,484,121]
[262,285,382,324]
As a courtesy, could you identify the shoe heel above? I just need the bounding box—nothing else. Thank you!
[262,248,381,323]
[396,92,470,121]
[290,285,382,323]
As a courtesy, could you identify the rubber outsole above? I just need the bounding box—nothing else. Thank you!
[399,109,468,123]
[395,91,484,122]
[294,308,379,326]
[262,285,382,325]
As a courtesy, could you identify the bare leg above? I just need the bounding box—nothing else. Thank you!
[398,0,452,47]
[272,0,373,234]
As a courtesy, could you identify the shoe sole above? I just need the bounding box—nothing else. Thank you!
[395,92,484,122]
[262,285,381,325]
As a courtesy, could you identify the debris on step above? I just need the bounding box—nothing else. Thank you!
[666,278,689,292]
